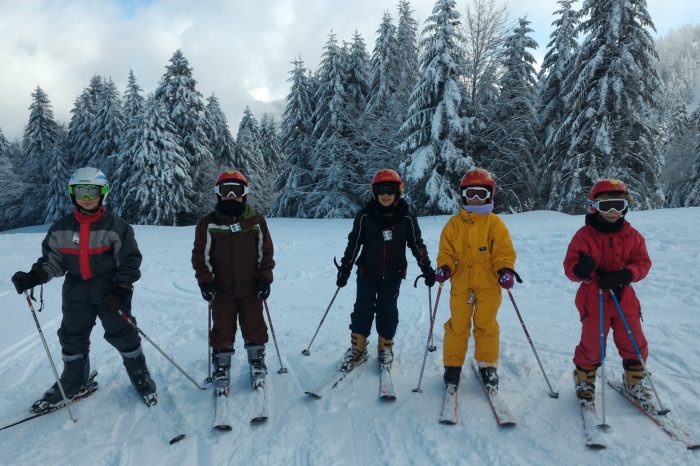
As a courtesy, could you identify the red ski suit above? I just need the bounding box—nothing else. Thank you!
[563,218,652,369]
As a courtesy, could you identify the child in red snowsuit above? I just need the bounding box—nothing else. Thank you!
[563,179,653,407]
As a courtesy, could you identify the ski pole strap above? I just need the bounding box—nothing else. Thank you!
[29,285,45,312]
[413,274,424,288]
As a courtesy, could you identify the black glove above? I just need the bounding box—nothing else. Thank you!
[257,281,271,301]
[103,283,134,312]
[573,252,596,280]
[597,269,633,290]
[200,283,216,302]
[422,267,436,287]
[336,264,352,288]
[11,268,44,294]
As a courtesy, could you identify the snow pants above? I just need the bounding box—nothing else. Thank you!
[573,289,648,369]
[349,276,402,340]
[443,287,502,367]
[58,277,141,356]
[210,292,268,351]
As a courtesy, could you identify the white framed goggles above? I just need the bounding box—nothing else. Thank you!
[588,198,628,213]
[215,182,249,198]
[461,186,491,201]
[69,184,106,200]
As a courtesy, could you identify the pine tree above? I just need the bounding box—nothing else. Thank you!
[399,0,474,214]
[366,13,400,116]
[270,57,316,217]
[485,17,539,213]
[536,0,579,206]
[44,126,71,223]
[396,0,420,113]
[88,78,123,173]
[117,95,192,225]
[550,0,664,212]
[666,106,700,206]
[345,32,370,119]
[67,75,104,169]
[109,71,145,211]
[680,128,700,206]
[0,127,18,230]
[155,50,214,221]
[20,86,59,225]
[205,94,237,169]
[257,114,283,213]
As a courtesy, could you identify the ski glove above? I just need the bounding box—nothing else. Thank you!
[497,268,516,289]
[336,263,352,288]
[573,252,596,280]
[11,267,46,294]
[597,269,633,290]
[422,267,436,287]
[435,265,452,283]
[103,283,134,312]
[257,281,271,301]
[200,283,216,302]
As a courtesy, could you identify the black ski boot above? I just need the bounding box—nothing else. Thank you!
[121,346,157,406]
[443,366,462,388]
[246,344,268,389]
[212,349,234,396]
[32,353,90,413]
[479,365,499,395]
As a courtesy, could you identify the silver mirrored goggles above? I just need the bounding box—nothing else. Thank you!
[215,182,248,198]
[462,186,491,201]
[588,199,628,213]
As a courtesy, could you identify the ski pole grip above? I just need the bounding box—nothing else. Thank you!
[413,274,424,288]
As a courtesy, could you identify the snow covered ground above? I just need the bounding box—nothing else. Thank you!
[0,208,699,465]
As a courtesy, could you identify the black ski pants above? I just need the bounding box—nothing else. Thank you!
[349,276,402,340]
[58,277,141,356]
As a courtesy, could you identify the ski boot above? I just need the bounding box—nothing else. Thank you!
[340,333,368,373]
[443,366,462,388]
[574,366,597,403]
[121,346,157,407]
[377,336,394,369]
[212,349,234,396]
[31,353,90,413]
[246,344,268,390]
[478,364,499,395]
[623,368,655,411]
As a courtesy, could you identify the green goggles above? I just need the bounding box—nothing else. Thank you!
[69,184,107,200]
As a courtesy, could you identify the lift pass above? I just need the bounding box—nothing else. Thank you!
[382,230,392,241]
[230,223,242,233]
[72,232,80,244]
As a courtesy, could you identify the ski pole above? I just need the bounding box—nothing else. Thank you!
[597,289,610,431]
[302,286,341,356]
[263,300,288,374]
[23,291,77,423]
[204,303,213,384]
[609,291,669,415]
[506,289,559,398]
[117,310,207,390]
[413,283,444,393]
[413,275,436,352]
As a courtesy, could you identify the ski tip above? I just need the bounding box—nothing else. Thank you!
[498,421,517,427]
[304,391,322,400]
[412,388,423,393]
[380,395,397,402]
[687,444,700,451]
[250,416,268,425]
[169,434,186,444]
[214,425,232,432]
[586,443,607,450]
[439,419,457,426]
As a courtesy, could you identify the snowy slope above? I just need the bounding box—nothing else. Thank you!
[0,209,699,465]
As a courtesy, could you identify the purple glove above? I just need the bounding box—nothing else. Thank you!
[435,266,452,283]
[498,268,515,289]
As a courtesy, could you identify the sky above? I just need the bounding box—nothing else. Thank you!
[0,0,698,141]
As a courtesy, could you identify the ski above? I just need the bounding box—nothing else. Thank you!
[471,362,516,426]
[608,379,700,450]
[141,391,186,445]
[0,371,99,432]
[379,364,396,401]
[305,353,370,399]
[212,391,232,432]
[579,400,608,449]
[439,384,459,425]
[250,383,268,424]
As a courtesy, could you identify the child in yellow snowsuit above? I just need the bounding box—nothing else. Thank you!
[435,168,517,392]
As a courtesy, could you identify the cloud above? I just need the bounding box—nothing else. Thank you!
[0,0,697,140]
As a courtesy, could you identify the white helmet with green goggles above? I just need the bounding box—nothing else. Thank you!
[68,167,110,204]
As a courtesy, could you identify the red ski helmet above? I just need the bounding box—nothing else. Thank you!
[460,168,496,200]
[371,169,404,192]
[588,179,629,200]
[216,171,248,186]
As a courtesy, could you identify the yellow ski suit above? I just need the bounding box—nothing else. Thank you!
[437,209,516,367]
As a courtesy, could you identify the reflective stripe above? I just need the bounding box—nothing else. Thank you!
[204,224,215,274]
[257,225,263,266]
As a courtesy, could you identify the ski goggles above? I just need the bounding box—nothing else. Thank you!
[215,182,248,198]
[588,199,628,213]
[462,187,491,201]
[69,184,105,200]
[373,183,399,196]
